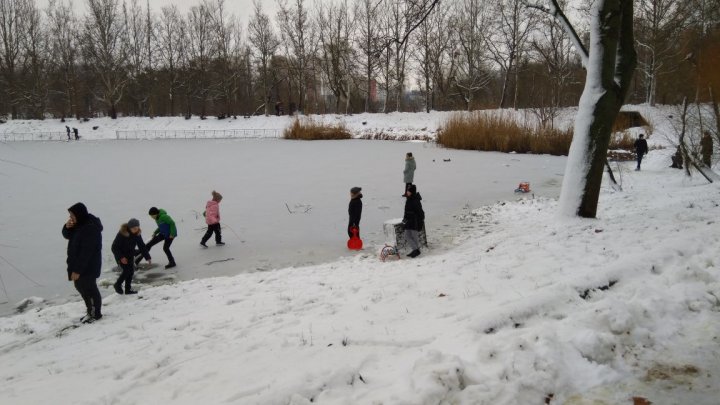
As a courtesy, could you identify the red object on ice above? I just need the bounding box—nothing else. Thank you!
[347,227,363,250]
[515,182,531,193]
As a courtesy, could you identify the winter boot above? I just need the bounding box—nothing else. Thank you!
[125,290,138,295]
[200,242,208,248]
[216,242,225,246]
[407,249,421,258]
[165,262,177,269]
[114,282,123,295]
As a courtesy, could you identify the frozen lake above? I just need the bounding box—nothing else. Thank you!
[0,139,566,314]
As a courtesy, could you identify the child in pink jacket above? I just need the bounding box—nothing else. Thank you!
[200,191,224,247]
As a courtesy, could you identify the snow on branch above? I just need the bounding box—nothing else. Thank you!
[525,0,589,67]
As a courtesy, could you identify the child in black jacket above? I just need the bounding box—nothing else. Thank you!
[111,218,151,295]
[348,187,363,238]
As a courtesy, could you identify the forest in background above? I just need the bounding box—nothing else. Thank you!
[0,0,719,120]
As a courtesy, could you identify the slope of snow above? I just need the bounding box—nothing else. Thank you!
[1,154,718,404]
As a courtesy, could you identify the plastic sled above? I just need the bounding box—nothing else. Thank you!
[347,227,363,250]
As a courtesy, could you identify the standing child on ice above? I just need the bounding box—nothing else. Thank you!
[348,187,363,238]
[201,191,224,248]
[146,207,177,269]
[111,218,151,295]
[402,184,425,258]
[403,152,416,195]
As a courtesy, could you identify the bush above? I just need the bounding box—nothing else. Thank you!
[283,119,352,140]
[436,112,572,156]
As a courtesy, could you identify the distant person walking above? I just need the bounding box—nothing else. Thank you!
[348,187,363,238]
[403,152,416,195]
[111,219,151,295]
[201,191,224,248]
[65,125,71,141]
[402,184,425,258]
[73,127,79,140]
[701,131,713,167]
[634,134,648,171]
[146,207,177,269]
[62,202,103,323]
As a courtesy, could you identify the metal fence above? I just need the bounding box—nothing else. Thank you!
[115,129,282,140]
[1,132,67,142]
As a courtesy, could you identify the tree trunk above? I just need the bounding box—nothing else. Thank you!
[558,0,636,218]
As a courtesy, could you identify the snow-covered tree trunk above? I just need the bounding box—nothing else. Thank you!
[558,0,636,218]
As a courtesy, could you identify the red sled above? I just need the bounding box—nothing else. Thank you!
[347,227,363,250]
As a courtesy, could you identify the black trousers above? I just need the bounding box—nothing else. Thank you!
[146,234,176,265]
[201,223,222,244]
[74,276,102,317]
[115,263,135,292]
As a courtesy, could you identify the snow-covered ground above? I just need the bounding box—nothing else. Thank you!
[1,106,718,403]
[0,139,566,315]
[0,147,718,404]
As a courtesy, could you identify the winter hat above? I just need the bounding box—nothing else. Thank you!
[212,190,223,202]
[350,187,362,195]
[148,207,159,216]
[407,184,417,194]
[68,202,89,224]
[128,218,140,229]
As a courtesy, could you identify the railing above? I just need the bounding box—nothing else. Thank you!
[1,132,67,142]
[115,129,282,140]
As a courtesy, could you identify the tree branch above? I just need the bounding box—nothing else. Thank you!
[525,0,588,67]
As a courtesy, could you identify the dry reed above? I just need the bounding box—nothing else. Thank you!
[283,119,352,140]
[436,112,572,156]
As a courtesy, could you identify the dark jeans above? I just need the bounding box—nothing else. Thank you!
[201,223,222,244]
[636,153,643,169]
[146,234,175,265]
[115,262,135,292]
[74,276,102,317]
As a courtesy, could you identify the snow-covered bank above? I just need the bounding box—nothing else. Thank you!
[1,155,718,404]
[0,105,674,142]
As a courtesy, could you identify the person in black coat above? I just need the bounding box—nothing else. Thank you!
[62,202,103,323]
[634,134,649,171]
[111,218,151,295]
[402,184,425,258]
[348,187,363,238]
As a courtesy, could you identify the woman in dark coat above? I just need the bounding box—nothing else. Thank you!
[348,187,363,238]
[402,184,425,258]
[62,202,103,323]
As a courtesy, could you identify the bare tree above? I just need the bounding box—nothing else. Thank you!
[82,0,129,119]
[0,0,30,118]
[20,0,49,119]
[207,0,241,117]
[277,0,316,114]
[412,1,451,112]
[449,0,492,111]
[530,0,577,126]
[487,0,537,109]
[316,0,355,113]
[158,5,184,116]
[635,0,692,106]
[249,1,280,116]
[186,2,215,117]
[531,0,637,218]
[124,0,152,116]
[353,0,382,113]
[47,0,80,119]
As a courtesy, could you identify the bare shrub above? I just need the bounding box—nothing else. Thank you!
[283,119,352,140]
[436,111,572,156]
